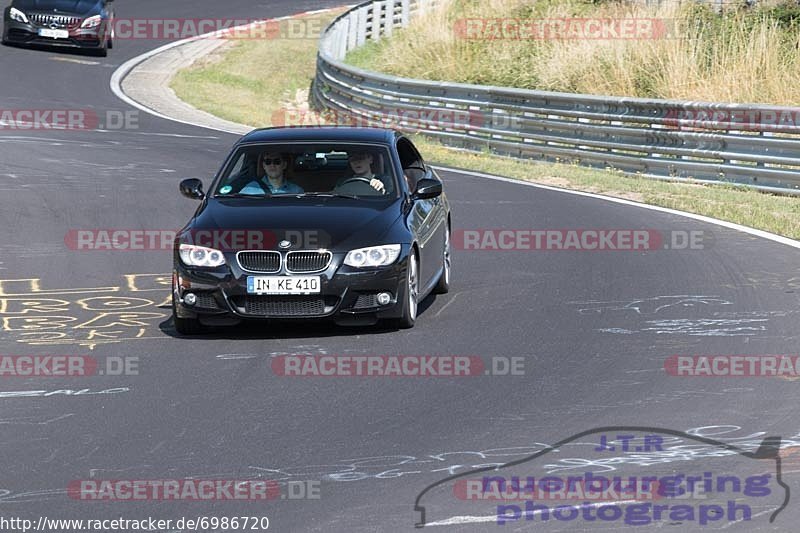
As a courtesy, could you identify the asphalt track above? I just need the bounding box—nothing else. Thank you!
[1,1,800,532]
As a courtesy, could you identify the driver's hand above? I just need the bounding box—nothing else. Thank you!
[369,178,386,194]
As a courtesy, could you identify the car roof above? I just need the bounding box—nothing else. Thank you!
[237,127,398,145]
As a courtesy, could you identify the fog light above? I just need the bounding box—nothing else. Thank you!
[377,292,392,306]
[184,293,197,306]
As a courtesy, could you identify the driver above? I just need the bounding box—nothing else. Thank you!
[334,151,389,194]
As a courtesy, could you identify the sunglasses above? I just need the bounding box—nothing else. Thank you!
[262,158,283,166]
[348,155,370,161]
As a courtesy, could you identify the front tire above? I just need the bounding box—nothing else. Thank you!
[90,38,108,57]
[172,296,204,335]
[396,252,419,329]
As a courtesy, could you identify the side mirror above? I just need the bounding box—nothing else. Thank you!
[180,178,205,200]
[413,178,442,200]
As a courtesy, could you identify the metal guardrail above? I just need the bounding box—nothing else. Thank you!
[312,0,800,193]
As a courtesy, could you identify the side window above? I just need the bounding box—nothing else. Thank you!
[227,152,246,177]
[215,150,259,194]
[397,137,424,169]
[396,138,426,191]
[214,151,247,193]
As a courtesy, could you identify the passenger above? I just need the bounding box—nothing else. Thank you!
[230,152,304,195]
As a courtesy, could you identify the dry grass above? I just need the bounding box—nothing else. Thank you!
[346,0,800,104]
[172,11,342,126]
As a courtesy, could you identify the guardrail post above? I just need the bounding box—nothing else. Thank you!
[337,24,347,60]
[357,6,368,46]
[371,1,383,40]
[401,0,411,27]
[347,10,358,52]
[384,0,394,37]
[758,130,767,168]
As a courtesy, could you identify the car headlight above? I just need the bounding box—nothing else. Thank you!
[81,15,102,29]
[9,7,28,23]
[344,245,401,268]
[179,244,226,267]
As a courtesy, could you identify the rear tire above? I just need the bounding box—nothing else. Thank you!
[172,296,204,335]
[433,226,451,294]
[396,253,419,329]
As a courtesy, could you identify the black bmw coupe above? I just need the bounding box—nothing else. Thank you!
[172,127,452,334]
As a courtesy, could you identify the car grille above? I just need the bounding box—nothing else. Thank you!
[29,13,82,28]
[237,251,280,273]
[286,251,332,273]
[233,295,338,317]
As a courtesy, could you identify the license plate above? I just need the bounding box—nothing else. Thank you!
[247,276,320,295]
[38,28,69,39]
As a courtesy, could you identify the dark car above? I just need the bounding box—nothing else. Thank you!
[2,0,114,56]
[171,127,452,334]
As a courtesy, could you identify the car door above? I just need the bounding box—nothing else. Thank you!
[397,137,446,291]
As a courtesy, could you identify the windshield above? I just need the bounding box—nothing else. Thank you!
[213,143,398,199]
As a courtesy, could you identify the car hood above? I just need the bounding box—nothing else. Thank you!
[12,0,101,15]
[188,198,405,251]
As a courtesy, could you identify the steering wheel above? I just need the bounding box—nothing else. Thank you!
[339,177,374,186]
[336,177,386,195]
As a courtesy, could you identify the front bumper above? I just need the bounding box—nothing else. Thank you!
[3,19,107,49]
[173,249,410,325]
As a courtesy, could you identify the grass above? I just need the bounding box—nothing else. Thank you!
[172,11,342,127]
[346,0,800,105]
[171,6,800,240]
